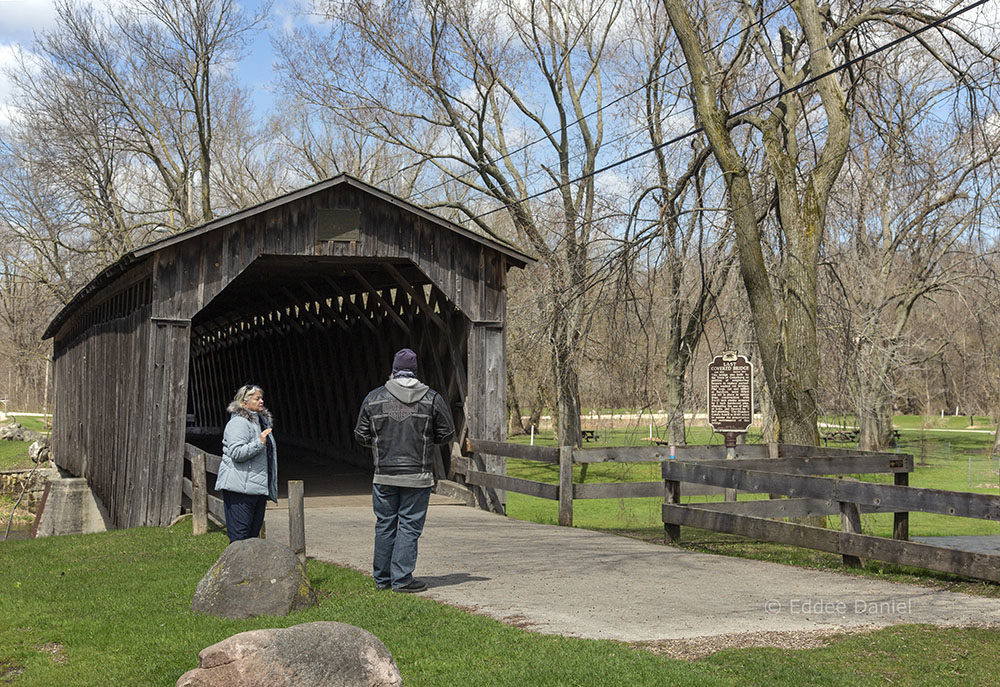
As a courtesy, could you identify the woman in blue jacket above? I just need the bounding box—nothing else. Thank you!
[215,384,278,542]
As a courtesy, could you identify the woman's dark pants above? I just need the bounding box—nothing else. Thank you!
[222,490,267,542]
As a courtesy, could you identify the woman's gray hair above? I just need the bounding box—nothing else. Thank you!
[227,385,271,423]
[232,384,262,407]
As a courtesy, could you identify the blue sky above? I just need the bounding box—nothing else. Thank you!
[0,0,290,125]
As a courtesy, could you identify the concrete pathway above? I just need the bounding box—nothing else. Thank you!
[264,502,1000,642]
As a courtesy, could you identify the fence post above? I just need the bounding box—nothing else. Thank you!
[289,480,306,566]
[191,452,208,536]
[664,479,681,543]
[558,446,573,527]
[839,501,863,568]
[893,472,909,541]
[725,441,738,502]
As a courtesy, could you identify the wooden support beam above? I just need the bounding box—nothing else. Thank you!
[299,282,352,332]
[894,472,910,541]
[327,277,381,333]
[840,501,863,567]
[289,480,306,567]
[383,262,448,332]
[665,480,681,543]
[192,451,208,536]
[348,271,409,333]
[279,286,324,330]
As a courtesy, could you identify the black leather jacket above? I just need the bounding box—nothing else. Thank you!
[354,379,455,480]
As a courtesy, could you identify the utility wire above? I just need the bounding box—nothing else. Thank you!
[381,0,796,200]
[463,0,995,224]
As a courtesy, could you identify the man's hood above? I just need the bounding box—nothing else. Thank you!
[386,377,429,404]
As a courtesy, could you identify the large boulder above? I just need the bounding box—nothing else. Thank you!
[192,539,318,619]
[176,622,402,687]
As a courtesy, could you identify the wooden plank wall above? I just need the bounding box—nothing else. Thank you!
[52,300,155,528]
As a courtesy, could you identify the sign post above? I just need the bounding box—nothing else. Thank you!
[707,351,754,501]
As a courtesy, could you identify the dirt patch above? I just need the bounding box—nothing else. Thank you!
[0,659,24,684]
[632,626,881,660]
[37,642,67,665]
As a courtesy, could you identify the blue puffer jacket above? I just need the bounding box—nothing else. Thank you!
[215,407,278,502]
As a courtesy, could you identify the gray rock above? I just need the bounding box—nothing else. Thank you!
[176,621,402,687]
[192,538,318,619]
[0,422,23,441]
[29,438,51,464]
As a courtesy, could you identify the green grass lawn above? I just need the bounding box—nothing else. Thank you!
[2,524,999,686]
[5,415,50,433]
[0,441,32,471]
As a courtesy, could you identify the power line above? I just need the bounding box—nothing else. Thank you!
[383,0,796,202]
[463,0,995,225]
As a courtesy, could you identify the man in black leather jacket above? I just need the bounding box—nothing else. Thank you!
[354,348,455,592]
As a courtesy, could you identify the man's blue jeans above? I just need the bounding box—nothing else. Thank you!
[372,484,431,589]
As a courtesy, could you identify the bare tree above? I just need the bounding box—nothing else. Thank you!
[20,0,268,230]
[661,0,999,444]
[276,0,626,446]
[822,47,1000,450]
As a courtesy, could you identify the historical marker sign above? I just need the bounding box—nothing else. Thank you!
[707,351,754,435]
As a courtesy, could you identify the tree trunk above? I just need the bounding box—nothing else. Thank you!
[664,343,688,446]
[551,313,582,448]
[506,365,527,436]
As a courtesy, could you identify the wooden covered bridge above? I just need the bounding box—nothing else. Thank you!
[43,175,533,528]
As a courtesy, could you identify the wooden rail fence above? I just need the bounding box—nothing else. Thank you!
[462,438,1000,583]
[661,459,1000,583]
[461,438,911,528]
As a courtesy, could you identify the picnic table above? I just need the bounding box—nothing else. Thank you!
[820,429,902,445]
[821,429,859,444]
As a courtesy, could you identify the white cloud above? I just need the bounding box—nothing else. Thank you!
[0,43,22,127]
[0,0,56,125]
[0,0,59,44]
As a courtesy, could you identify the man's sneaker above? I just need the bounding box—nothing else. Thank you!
[393,579,427,593]
[375,582,390,591]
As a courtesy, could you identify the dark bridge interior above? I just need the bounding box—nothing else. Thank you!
[184,255,469,494]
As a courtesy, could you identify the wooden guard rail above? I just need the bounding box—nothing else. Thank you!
[183,443,225,530]
[661,460,1000,583]
[460,439,1000,582]
[182,443,306,563]
[460,438,912,528]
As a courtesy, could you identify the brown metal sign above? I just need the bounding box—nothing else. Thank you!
[707,351,754,434]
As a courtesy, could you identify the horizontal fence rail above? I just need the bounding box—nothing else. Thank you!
[662,461,991,521]
[183,443,225,529]
[661,459,1000,583]
[462,438,911,530]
